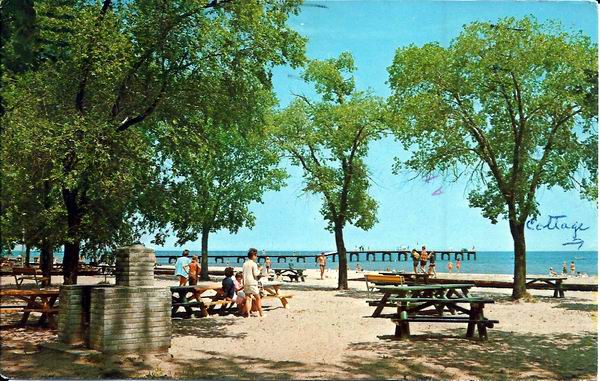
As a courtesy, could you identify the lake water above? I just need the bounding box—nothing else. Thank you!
[5,250,597,276]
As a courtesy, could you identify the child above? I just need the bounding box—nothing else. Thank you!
[232,272,247,316]
[186,255,201,285]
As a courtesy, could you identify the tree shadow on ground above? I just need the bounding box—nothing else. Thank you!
[345,329,597,380]
[1,323,596,380]
[553,302,597,312]
[171,351,307,380]
[171,317,245,340]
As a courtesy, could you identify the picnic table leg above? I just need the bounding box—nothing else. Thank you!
[372,293,391,318]
[171,294,180,317]
[558,280,565,298]
[41,295,59,328]
[19,297,35,326]
[273,286,289,309]
[466,304,476,339]
[180,292,194,318]
[472,303,488,340]
[395,302,410,339]
[266,286,289,309]
[37,296,50,326]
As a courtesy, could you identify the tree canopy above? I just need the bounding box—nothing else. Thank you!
[1,0,306,283]
[387,16,597,298]
[275,52,386,289]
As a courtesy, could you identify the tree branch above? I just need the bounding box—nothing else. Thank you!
[520,107,582,222]
[74,0,112,114]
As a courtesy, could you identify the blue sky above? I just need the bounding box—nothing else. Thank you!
[146,0,598,252]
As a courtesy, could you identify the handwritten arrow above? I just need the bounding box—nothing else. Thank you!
[562,238,584,250]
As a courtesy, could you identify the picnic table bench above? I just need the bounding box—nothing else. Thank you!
[170,281,293,318]
[525,276,567,298]
[12,267,50,288]
[0,289,59,328]
[273,268,305,282]
[367,284,497,340]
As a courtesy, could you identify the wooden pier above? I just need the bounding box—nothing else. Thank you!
[155,249,476,265]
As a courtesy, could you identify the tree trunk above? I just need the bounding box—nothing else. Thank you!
[62,188,81,285]
[40,180,53,286]
[200,227,210,281]
[510,220,527,299]
[334,224,348,290]
[24,244,31,267]
[40,239,53,287]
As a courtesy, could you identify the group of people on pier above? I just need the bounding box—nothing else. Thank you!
[411,246,462,276]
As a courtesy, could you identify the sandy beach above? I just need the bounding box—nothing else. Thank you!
[0,269,597,380]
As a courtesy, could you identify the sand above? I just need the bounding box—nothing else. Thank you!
[0,269,597,380]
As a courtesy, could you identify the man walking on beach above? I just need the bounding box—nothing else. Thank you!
[243,248,264,318]
[318,252,326,280]
[175,250,191,286]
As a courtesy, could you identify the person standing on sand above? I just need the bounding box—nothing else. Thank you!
[185,255,201,285]
[447,261,453,273]
[243,248,264,318]
[318,252,326,279]
[174,250,191,286]
[570,261,576,275]
[411,249,420,274]
[265,257,272,272]
[456,258,462,272]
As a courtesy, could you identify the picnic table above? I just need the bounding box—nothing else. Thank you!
[525,276,567,298]
[273,268,305,282]
[12,267,50,288]
[0,289,59,328]
[368,284,497,340]
[171,282,225,318]
[261,281,293,308]
[170,281,293,318]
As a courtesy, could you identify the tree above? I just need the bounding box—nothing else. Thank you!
[387,17,597,299]
[275,53,386,290]
[1,0,305,284]
[162,117,286,280]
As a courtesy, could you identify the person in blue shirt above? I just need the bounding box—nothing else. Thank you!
[175,250,191,286]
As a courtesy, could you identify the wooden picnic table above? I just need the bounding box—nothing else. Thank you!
[525,276,567,298]
[170,281,293,318]
[370,284,474,317]
[0,289,59,328]
[171,282,224,318]
[369,284,497,340]
[261,281,293,309]
[273,268,305,282]
[12,267,50,288]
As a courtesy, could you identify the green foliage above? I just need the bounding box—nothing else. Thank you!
[157,116,286,244]
[388,16,598,225]
[1,0,306,272]
[276,53,385,233]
